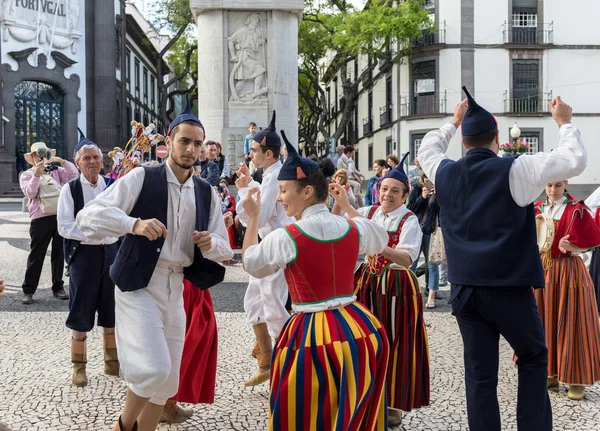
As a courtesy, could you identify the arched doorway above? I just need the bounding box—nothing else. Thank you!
[14,81,65,157]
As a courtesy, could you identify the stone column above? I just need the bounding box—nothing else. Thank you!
[190,0,303,170]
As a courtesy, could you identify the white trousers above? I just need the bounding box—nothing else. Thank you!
[243,268,289,338]
[114,266,185,406]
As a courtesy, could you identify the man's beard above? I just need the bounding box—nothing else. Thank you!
[171,155,194,170]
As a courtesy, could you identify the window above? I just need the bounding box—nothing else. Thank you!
[134,59,140,98]
[512,59,539,112]
[411,60,437,115]
[143,68,148,104]
[386,136,393,156]
[368,144,373,168]
[513,12,537,27]
[368,92,373,121]
[511,129,541,154]
[410,133,427,164]
[125,50,131,82]
[355,149,360,172]
[334,77,338,112]
[150,76,156,110]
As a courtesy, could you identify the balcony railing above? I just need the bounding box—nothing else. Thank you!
[504,91,553,114]
[379,104,393,127]
[412,21,446,47]
[503,22,553,44]
[400,91,447,117]
[362,117,373,136]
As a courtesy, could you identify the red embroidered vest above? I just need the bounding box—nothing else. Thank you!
[365,205,414,274]
[283,220,359,305]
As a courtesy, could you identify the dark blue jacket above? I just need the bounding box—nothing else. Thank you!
[408,183,440,235]
[109,164,225,292]
[200,160,220,187]
[435,148,544,288]
[364,175,381,206]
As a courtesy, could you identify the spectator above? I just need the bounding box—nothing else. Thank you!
[336,145,364,206]
[215,141,230,181]
[332,144,345,168]
[20,142,78,304]
[194,145,220,187]
[365,159,387,206]
[386,154,399,169]
[281,144,288,162]
[16,149,27,174]
[408,172,441,308]
[219,180,236,214]
[332,169,357,208]
[408,157,424,190]
[243,122,257,164]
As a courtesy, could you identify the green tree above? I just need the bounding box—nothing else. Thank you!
[147,0,198,126]
[298,0,432,156]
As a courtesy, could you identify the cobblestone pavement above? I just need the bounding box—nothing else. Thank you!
[0,209,599,430]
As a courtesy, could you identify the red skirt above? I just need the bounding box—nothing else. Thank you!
[173,279,218,404]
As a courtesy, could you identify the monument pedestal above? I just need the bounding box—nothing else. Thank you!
[190,1,303,171]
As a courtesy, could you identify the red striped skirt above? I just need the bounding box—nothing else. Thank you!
[535,255,600,385]
[269,302,389,431]
[355,264,430,411]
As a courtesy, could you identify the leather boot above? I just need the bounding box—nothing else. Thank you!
[251,340,260,358]
[567,385,585,400]
[159,399,194,423]
[244,323,272,387]
[547,376,559,388]
[103,332,120,376]
[112,416,138,431]
[71,338,88,387]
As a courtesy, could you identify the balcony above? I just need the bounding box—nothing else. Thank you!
[400,91,447,117]
[362,70,373,88]
[378,52,393,73]
[362,117,373,136]
[379,104,393,127]
[503,22,553,45]
[412,21,446,47]
[504,91,553,114]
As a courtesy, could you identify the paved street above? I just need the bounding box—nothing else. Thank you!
[0,207,599,430]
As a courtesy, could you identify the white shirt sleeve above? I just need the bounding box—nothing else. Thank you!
[509,124,587,207]
[57,181,88,242]
[76,168,145,240]
[395,214,423,264]
[243,228,296,279]
[351,217,388,256]
[203,186,234,262]
[235,181,278,229]
[585,185,600,217]
[417,123,457,184]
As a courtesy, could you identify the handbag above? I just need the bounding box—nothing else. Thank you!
[428,218,447,265]
[35,173,62,215]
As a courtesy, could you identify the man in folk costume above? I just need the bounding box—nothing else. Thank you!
[534,180,600,400]
[235,111,294,386]
[418,89,586,431]
[160,211,236,424]
[57,137,119,387]
[340,153,428,427]
[76,99,233,431]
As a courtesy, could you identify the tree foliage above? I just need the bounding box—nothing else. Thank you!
[146,0,198,127]
[298,0,431,156]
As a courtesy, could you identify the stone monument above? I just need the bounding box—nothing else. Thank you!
[189,0,303,172]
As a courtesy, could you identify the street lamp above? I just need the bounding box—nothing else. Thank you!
[510,122,521,144]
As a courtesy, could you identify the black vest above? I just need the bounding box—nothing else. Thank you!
[108,164,225,292]
[63,174,109,265]
[435,149,545,288]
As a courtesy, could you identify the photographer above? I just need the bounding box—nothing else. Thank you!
[19,142,78,304]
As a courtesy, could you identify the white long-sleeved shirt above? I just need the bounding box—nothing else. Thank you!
[57,175,117,245]
[76,163,233,267]
[236,160,294,239]
[243,204,388,312]
[418,123,587,207]
[357,204,423,264]
[585,185,600,217]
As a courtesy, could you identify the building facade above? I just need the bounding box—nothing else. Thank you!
[0,0,166,192]
[323,0,600,197]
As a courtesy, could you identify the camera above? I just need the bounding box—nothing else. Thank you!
[36,148,61,172]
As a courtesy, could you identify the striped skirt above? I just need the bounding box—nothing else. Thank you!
[535,255,600,385]
[270,302,389,431]
[354,264,430,411]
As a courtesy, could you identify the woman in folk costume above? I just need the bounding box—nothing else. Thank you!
[242,131,390,431]
[534,180,600,400]
[343,153,429,427]
[585,185,600,312]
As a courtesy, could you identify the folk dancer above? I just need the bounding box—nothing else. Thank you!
[534,181,600,400]
[343,153,429,427]
[235,111,294,386]
[242,132,390,430]
[585,185,600,312]
[77,100,232,431]
[418,89,586,431]
[57,137,119,387]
